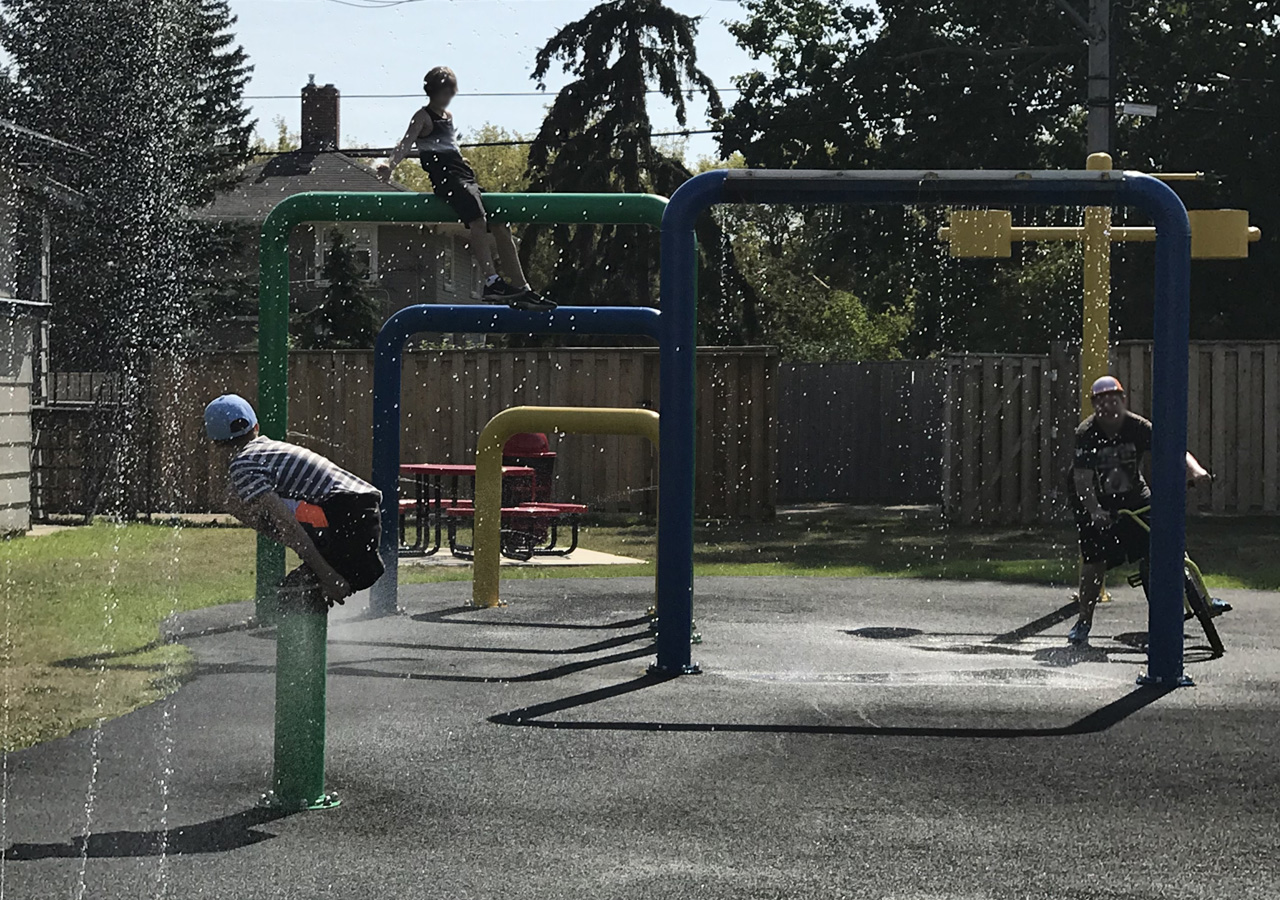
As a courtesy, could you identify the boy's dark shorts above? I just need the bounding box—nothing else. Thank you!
[301,492,385,591]
[1075,506,1150,569]
[433,176,486,226]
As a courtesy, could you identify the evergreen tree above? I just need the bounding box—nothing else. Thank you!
[186,0,256,204]
[297,231,382,350]
[524,0,761,341]
[0,0,255,367]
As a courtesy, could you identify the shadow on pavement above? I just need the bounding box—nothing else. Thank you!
[327,629,650,657]
[4,807,292,860]
[847,601,1220,666]
[991,601,1081,643]
[194,642,657,685]
[411,606,653,632]
[489,676,1177,739]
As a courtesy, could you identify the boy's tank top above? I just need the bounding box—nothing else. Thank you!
[416,108,474,182]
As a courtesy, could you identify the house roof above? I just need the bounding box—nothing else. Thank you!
[198,149,414,222]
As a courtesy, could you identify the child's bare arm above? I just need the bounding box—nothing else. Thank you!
[232,491,352,604]
[380,109,433,181]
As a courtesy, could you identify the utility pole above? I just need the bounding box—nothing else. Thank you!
[1086,0,1112,155]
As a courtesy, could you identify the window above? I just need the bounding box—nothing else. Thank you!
[315,224,378,284]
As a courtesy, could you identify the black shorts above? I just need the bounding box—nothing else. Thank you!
[1075,507,1150,569]
[432,175,486,226]
[301,492,385,591]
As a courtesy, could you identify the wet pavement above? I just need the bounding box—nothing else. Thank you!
[5,576,1279,899]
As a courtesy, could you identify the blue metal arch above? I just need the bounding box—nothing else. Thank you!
[656,169,1192,683]
[369,305,663,615]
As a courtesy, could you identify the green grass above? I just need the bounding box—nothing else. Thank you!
[402,512,1090,586]
[0,523,255,750]
[5,508,1279,750]
[402,509,1280,590]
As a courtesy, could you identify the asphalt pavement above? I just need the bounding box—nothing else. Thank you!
[5,575,1278,899]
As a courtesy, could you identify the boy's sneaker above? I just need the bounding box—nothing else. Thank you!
[1067,619,1092,645]
[508,288,557,312]
[481,276,528,303]
[1209,598,1233,615]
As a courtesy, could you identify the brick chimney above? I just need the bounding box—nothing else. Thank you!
[301,75,340,150]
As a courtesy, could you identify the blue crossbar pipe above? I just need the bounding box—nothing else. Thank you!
[659,168,1191,683]
[369,305,663,617]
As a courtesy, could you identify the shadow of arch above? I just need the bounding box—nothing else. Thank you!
[4,807,292,860]
[489,676,1177,739]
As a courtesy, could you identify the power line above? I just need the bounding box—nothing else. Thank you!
[254,126,723,158]
[322,0,740,6]
[245,88,741,100]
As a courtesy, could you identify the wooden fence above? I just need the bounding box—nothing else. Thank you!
[940,346,1078,525]
[777,361,944,505]
[1114,341,1280,515]
[36,341,1280,524]
[36,347,777,520]
[941,340,1280,523]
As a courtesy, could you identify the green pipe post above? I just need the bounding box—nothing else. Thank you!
[254,539,285,625]
[255,191,669,614]
[260,603,339,810]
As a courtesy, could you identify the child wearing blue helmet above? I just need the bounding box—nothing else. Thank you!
[204,394,384,610]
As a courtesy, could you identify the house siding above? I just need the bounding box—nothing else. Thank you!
[0,316,35,532]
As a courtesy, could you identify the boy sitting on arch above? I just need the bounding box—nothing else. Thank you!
[380,66,554,313]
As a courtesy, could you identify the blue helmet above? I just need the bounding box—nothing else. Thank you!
[204,394,258,441]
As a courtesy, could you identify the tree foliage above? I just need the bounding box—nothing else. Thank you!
[296,231,381,350]
[0,0,255,367]
[523,0,760,341]
[719,0,1280,353]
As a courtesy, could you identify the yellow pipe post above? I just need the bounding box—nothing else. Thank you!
[472,406,661,609]
[1082,152,1114,418]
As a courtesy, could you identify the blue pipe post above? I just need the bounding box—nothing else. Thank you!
[1122,176,1193,685]
[659,168,1192,684]
[371,316,409,617]
[369,305,663,617]
[654,172,728,675]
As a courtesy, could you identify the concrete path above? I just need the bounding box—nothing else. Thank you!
[5,576,1278,899]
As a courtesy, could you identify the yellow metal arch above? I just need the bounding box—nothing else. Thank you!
[472,406,660,608]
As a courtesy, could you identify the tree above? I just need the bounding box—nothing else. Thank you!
[719,0,1280,353]
[0,0,254,515]
[1107,2,1280,341]
[251,114,300,160]
[0,0,255,368]
[297,231,381,350]
[523,0,760,341]
[185,0,256,203]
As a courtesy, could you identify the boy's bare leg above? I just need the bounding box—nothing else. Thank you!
[490,223,530,289]
[467,218,498,282]
[1077,560,1106,626]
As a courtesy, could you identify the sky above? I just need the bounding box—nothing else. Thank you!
[229,0,758,163]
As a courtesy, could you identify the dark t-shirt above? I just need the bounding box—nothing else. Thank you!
[416,108,477,186]
[1073,411,1153,513]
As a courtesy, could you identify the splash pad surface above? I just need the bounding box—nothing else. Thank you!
[6,576,1278,899]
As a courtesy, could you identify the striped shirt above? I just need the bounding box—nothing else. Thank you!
[228,436,380,505]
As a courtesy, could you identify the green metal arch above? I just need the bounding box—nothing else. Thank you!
[253,190,669,615]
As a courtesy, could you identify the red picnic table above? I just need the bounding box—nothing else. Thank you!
[398,463,535,558]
